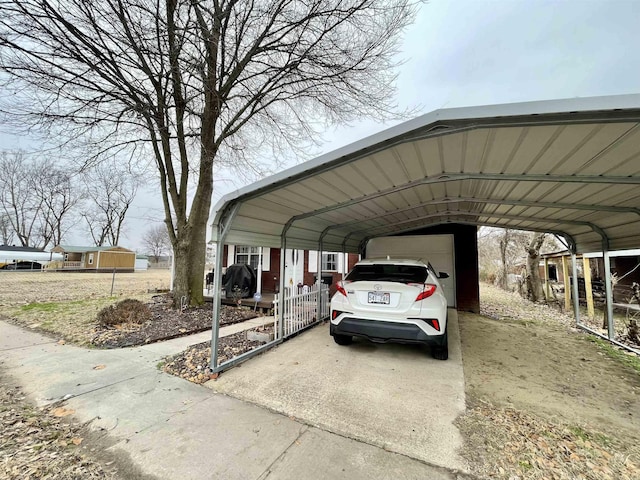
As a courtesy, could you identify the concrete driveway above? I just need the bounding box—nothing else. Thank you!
[206,308,467,471]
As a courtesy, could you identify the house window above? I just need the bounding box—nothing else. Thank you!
[88,253,94,265]
[235,246,260,270]
[322,253,338,272]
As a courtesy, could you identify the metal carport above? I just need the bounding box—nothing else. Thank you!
[209,93,640,373]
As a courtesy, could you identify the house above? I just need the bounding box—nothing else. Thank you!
[148,255,172,269]
[51,245,136,272]
[135,254,149,271]
[221,245,359,295]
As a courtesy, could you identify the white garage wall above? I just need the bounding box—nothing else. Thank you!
[365,235,456,307]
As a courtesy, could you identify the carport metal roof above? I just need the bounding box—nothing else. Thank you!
[211,94,640,254]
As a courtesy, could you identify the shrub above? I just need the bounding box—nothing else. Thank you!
[97,299,152,327]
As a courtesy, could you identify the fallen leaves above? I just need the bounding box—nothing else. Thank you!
[92,364,106,370]
[0,374,117,479]
[458,400,640,480]
[51,407,75,417]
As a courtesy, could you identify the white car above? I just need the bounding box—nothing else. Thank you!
[329,258,449,360]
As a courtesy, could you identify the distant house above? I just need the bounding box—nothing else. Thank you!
[148,255,172,269]
[135,254,149,271]
[51,245,136,272]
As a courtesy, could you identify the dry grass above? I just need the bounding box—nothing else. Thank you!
[0,270,170,307]
[0,270,171,345]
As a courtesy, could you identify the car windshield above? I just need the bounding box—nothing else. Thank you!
[345,264,428,283]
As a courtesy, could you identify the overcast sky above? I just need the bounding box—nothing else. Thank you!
[2,0,639,252]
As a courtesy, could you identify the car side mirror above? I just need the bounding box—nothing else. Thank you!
[438,272,449,279]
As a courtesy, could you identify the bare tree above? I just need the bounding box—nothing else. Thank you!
[0,0,418,306]
[0,151,44,247]
[31,160,82,247]
[498,229,513,290]
[0,213,14,245]
[142,224,170,262]
[478,227,530,290]
[81,162,138,247]
[525,233,546,302]
[0,152,82,248]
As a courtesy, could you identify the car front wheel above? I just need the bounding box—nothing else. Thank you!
[333,334,353,345]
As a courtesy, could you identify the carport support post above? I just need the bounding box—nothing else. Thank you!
[278,236,287,340]
[317,237,324,321]
[210,203,239,372]
[210,239,225,370]
[571,253,581,325]
[603,251,615,339]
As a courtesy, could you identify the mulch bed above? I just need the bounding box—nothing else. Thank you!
[91,294,259,348]
[163,325,275,384]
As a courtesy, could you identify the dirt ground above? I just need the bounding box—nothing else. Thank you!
[457,284,640,479]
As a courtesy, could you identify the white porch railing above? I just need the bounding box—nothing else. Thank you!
[273,283,330,338]
[63,261,82,268]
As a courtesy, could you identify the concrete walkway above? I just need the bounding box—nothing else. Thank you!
[0,319,473,480]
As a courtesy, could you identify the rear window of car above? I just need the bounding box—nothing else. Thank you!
[345,264,428,283]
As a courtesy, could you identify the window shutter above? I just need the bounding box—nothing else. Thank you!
[227,245,235,267]
[338,253,344,273]
[261,247,270,271]
[308,251,318,273]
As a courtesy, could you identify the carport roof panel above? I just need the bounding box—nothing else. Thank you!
[211,94,640,253]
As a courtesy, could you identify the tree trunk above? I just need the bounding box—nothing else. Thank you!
[526,233,546,302]
[499,232,509,290]
[170,149,214,307]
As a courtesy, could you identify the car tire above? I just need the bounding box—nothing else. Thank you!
[432,329,448,360]
[432,344,448,360]
[333,334,353,345]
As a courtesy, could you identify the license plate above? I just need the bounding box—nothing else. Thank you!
[368,291,390,304]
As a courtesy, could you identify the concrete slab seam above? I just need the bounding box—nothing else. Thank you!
[255,425,310,480]
[43,373,152,405]
[0,340,58,352]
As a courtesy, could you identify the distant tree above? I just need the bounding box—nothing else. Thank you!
[0,213,14,245]
[32,160,82,247]
[525,233,546,302]
[478,227,530,290]
[0,0,418,307]
[142,224,170,263]
[0,152,83,248]
[498,229,513,290]
[0,151,45,248]
[81,162,138,247]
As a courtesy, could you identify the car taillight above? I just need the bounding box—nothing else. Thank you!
[415,284,437,301]
[336,282,348,297]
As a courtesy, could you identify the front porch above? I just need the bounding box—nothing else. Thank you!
[204,291,276,314]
